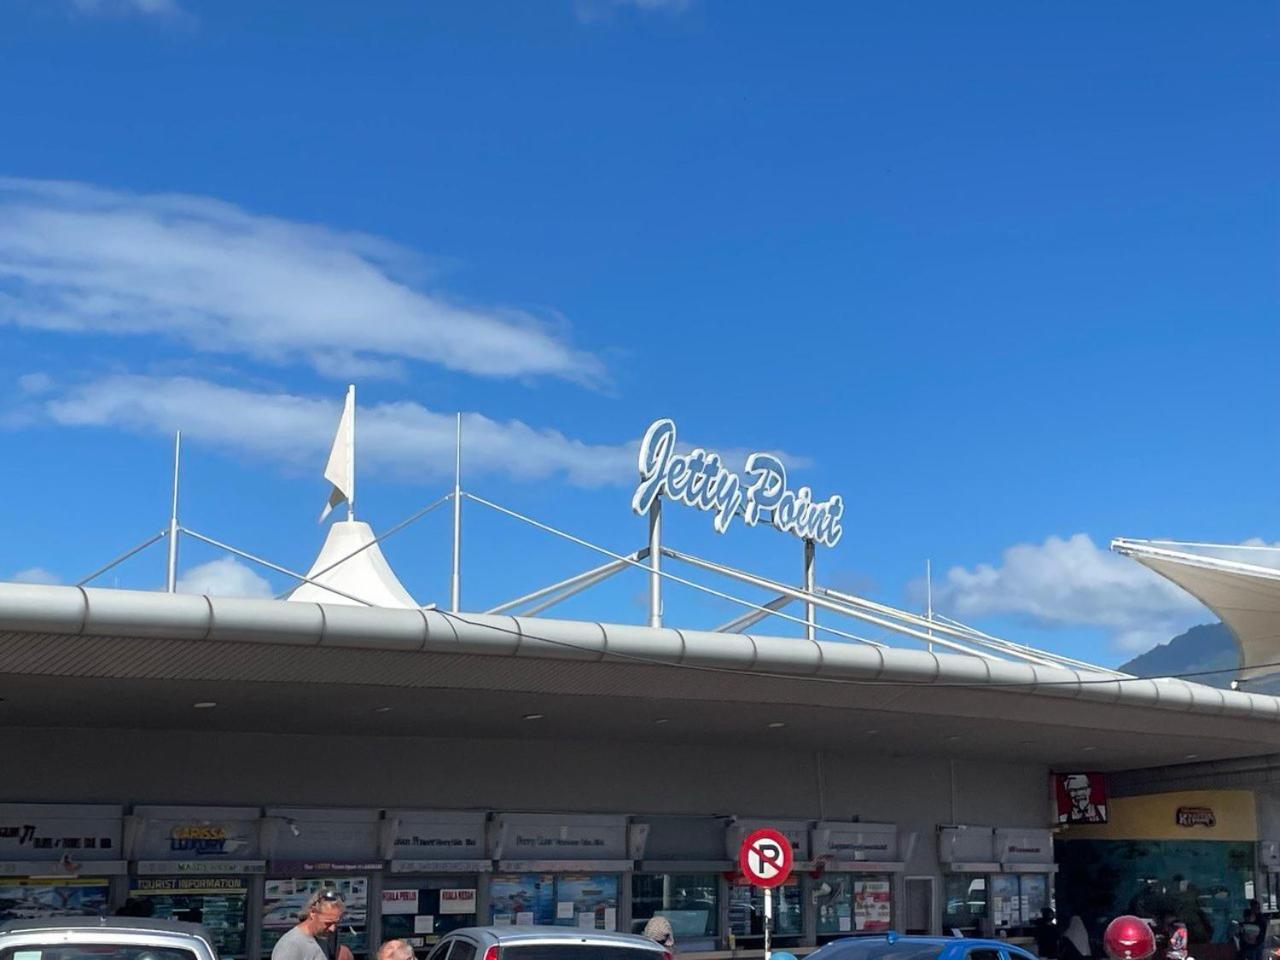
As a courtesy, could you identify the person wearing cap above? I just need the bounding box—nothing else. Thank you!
[272,888,346,960]
[643,916,676,952]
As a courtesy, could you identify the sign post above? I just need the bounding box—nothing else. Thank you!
[739,828,793,960]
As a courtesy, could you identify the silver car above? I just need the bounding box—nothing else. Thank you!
[425,926,668,960]
[0,918,219,960]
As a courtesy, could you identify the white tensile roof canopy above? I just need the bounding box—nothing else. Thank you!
[1112,539,1280,680]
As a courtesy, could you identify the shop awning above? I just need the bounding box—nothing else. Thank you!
[1112,539,1280,680]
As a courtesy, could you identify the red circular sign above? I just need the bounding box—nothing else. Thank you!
[739,827,793,888]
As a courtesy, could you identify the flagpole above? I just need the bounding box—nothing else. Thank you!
[347,384,356,522]
[166,431,181,593]
[451,412,462,612]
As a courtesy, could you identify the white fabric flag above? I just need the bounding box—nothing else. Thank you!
[319,385,355,522]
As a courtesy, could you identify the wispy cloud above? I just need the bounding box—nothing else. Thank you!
[66,0,183,17]
[30,373,814,491]
[0,178,604,386]
[41,374,637,488]
[10,567,61,585]
[917,533,1211,652]
[176,557,273,598]
[576,0,693,22]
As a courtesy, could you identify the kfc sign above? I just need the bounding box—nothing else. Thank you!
[1054,772,1108,824]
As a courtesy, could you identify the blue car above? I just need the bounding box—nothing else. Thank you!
[808,933,1039,960]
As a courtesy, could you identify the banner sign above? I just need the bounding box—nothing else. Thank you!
[632,419,844,547]
[1054,772,1109,825]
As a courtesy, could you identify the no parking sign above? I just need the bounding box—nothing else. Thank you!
[739,827,793,888]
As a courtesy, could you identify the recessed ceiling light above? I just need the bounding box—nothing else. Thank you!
[945,735,961,742]
[374,706,393,714]
[1184,753,1199,760]
[654,718,670,725]
[523,713,544,721]
[767,721,786,729]
[866,729,879,736]
[1081,746,1097,752]
[1019,740,1034,746]
[193,701,217,709]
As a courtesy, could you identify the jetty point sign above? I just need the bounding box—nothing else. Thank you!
[631,418,844,548]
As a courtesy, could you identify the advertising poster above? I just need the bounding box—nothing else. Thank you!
[554,875,618,931]
[1055,772,1109,824]
[132,878,248,956]
[381,887,478,943]
[489,875,555,926]
[853,880,891,932]
[262,877,368,957]
[0,879,110,925]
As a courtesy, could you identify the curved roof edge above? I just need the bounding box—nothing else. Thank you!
[0,581,1275,721]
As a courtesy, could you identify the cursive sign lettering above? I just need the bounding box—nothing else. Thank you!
[632,418,844,547]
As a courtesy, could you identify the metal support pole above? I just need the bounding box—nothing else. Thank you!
[803,538,815,641]
[926,558,934,654]
[166,431,181,593]
[763,886,773,960]
[451,413,462,613]
[647,497,662,628]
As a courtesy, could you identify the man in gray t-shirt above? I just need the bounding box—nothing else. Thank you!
[272,889,346,960]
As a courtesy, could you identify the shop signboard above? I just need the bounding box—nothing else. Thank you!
[995,829,1054,866]
[132,805,262,861]
[1053,772,1109,824]
[938,826,997,869]
[813,822,898,865]
[387,810,488,871]
[0,804,123,862]
[632,418,845,547]
[263,807,381,864]
[493,813,628,864]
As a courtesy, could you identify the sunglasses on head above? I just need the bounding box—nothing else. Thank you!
[311,889,343,908]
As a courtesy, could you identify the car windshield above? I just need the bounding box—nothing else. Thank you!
[501,946,659,960]
[810,942,945,960]
[1,946,198,960]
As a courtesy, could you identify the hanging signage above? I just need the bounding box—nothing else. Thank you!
[1053,772,1109,824]
[632,419,844,547]
[739,828,793,889]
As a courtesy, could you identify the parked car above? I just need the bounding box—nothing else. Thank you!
[0,917,219,960]
[424,926,670,960]
[808,933,1038,960]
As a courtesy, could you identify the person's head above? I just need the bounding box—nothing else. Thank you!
[1064,774,1092,808]
[1103,916,1155,960]
[643,916,675,949]
[299,888,345,937]
[378,941,415,960]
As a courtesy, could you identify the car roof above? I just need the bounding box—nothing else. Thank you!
[820,935,1035,953]
[444,926,664,949]
[0,917,211,939]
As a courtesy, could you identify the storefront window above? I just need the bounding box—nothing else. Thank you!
[382,880,478,948]
[0,878,110,925]
[815,874,893,937]
[729,880,802,943]
[943,874,987,934]
[262,877,369,957]
[631,874,718,941]
[489,875,619,931]
[131,878,249,957]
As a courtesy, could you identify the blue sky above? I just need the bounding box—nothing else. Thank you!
[0,0,1276,667]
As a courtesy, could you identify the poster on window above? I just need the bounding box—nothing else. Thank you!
[854,880,891,932]
[1054,772,1108,824]
[554,875,618,931]
[489,874,555,926]
[0,879,110,924]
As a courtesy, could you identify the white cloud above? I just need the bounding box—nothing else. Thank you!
[67,0,182,16]
[922,533,1211,653]
[43,374,637,488]
[576,0,692,21]
[36,374,814,491]
[10,567,61,585]
[176,557,273,598]
[17,373,55,396]
[0,178,604,385]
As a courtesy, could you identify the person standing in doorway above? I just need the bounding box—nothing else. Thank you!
[272,889,346,960]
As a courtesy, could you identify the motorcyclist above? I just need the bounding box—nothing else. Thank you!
[1103,916,1157,960]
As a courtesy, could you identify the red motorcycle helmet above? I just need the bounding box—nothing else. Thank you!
[1103,916,1157,960]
